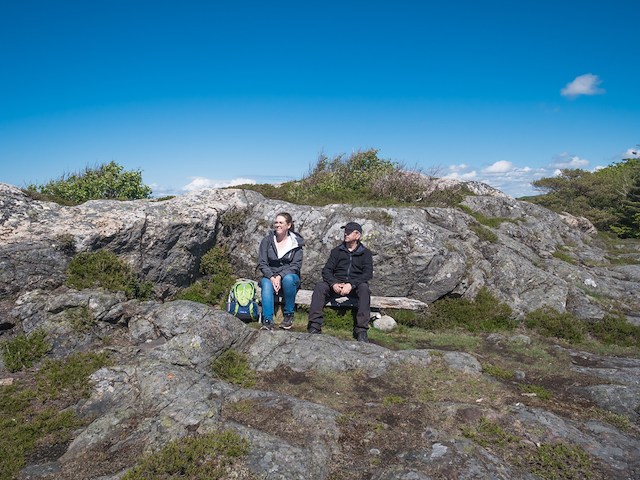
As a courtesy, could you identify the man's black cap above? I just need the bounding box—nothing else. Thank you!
[341,221,363,233]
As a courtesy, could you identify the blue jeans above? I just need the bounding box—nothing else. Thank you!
[260,274,300,321]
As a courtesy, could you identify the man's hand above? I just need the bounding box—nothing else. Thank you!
[332,283,353,296]
[271,275,281,294]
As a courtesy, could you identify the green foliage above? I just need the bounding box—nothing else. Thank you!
[426,288,516,332]
[122,430,250,480]
[552,250,576,264]
[25,161,152,205]
[519,383,552,400]
[66,249,153,299]
[36,352,110,400]
[382,395,405,406]
[470,224,499,243]
[322,308,357,331]
[62,306,96,333]
[0,329,51,372]
[482,363,514,380]
[527,158,640,238]
[210,350,256,387]
[525,308,585,343]
[586,314,640,347]
[177,245,235,307]
[462,417,518,447]
[0,350,107,479]
[237,149,472,208]
[526,442,595,480]
[459,204,513,228]
[0,406,81,479]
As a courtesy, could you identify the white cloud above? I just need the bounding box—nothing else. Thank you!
[182,176,256,192]
[447,164,469,173]
[445,170,477,180]
[561,73,605,98]
[550,153,589,169]
[483,160,513,174]
[624,148,640,158]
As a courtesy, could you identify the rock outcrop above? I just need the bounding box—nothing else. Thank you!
[2,182,640,322]
[5,288,640,479]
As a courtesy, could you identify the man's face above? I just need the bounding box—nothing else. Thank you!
[344,229,361,241]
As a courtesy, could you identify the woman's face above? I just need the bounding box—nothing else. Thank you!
[274,215,291,235]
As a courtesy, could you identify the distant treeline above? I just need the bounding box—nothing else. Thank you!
[522,157,640,238]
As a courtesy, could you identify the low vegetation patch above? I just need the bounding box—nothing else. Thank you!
[0,351,109,478]
[470,224,499,243]
[525,442,596,480]
[24,161,152,205]
[36,351,111,400]
[66,249,153,299]
[210,350,256,388]
[177,244,235,307]
[236,149,472,207]
[122,430,252,480]
[458,204,514,228]
[424,288,516,332]
[0,329,51,372]
[462,417,518,447]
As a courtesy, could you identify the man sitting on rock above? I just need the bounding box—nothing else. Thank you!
[307,221,374,342]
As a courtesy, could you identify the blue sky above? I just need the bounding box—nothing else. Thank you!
[1,0,638,198]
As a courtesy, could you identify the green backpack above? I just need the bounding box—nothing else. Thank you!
[226,279,260,322]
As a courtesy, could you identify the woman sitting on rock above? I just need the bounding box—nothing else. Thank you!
[257,212,304,331]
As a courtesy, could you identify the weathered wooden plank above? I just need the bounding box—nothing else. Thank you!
[293,289,427,311]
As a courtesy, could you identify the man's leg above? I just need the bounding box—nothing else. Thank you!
[307,281,331,333]
[354,283,371,340]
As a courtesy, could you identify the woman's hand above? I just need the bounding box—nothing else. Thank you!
[271,275,281,294]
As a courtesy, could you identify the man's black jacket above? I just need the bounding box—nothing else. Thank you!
[321,242,373,288]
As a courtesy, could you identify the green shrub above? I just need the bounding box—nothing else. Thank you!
[122,430,250,480]
[237,149,471,208]
[459,205,513,228]
[519,384,552,400]
[526,442,595,480]
[552,250,576,264]
[586,314,640,347]
[66,249,152,299]
[426,288,516,332]
[462,417,518,447]
[322,308,357,331]
[177,244,235,307]
[483,363,514,380]
[62,306,96,333]
[0,406,81,479]
[36,352,110,400]
[525,308,585,343]
[470,224,499,243]
[25,161,152,205]
[210,350,256,387]
[0,330,51,372]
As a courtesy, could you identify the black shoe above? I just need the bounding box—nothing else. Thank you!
[355,331,369,343]
[260,320,274,331]
[281,314,294,330]
[307,325,321,334]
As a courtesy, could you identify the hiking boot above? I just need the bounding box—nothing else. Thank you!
[280,314,294,330]
[355,331,369,343]
[307,325,321,334]
[260,320,274,331]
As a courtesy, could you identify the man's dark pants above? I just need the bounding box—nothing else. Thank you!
[307,282,371,333]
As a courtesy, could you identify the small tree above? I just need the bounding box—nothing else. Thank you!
[26,161,152,205]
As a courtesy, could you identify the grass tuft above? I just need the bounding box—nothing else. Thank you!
[66,249,153,299]
[122,430,251,480]
[0,329,51,372]
[210,350,256,388]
